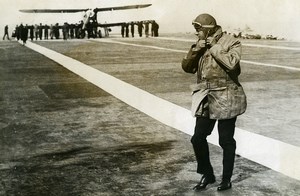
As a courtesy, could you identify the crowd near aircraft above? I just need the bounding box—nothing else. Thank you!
[19,3,153,38]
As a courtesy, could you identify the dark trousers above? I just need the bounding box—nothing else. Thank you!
[191,117,237,180]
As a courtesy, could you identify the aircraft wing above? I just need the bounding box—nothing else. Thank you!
[98,20,152,28]
[19,4,152,13]
[94,4,152,12]
[99,22,126,28]
[19,9,88,13]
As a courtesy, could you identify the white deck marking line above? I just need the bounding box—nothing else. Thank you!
[24,41,300,181]
[242,60,300,71]
[94,39,300,72]
[155,36,300,51]
[94,38,185,53]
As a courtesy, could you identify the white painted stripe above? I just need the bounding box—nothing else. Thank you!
[94,38,186,53]
[155,36,300,51]
[242,60,300,71]
[242,43,300,51]
[23,41,300,181]
[94,39,300,72]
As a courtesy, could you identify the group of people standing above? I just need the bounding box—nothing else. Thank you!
[12,22,87,44]
[3,20,159,44]
[121,20,159,38]
[12,24,29,45]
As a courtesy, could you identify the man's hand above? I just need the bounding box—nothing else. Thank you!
[193,39,206,51]
[205,36,217,48]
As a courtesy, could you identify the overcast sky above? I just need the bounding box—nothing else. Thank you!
[0,0,300,41]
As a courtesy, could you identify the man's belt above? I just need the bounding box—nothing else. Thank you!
[197,79,234,89]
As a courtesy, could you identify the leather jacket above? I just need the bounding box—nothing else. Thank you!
[182,27,247,119]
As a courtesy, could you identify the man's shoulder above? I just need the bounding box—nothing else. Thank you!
[220,33,241,46]
[221,33,239,41]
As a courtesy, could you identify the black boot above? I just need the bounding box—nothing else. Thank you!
[217,179,232,191]
[193,175,216,191]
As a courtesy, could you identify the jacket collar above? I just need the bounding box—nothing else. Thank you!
[211,26,223,42]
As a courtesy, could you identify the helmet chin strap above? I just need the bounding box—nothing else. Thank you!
[195,29,211,40]
[206,29,211,39]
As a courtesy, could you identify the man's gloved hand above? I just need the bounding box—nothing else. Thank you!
[205,36,217,48]
[193,39,206,52]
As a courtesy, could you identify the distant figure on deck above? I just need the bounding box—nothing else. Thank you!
[15,25,20,40]
[151,20,159,37]
[29,25,34,41]
[3,25,10,40]
[54,23,60,39]
[121,23,125,38]
[137,21,143,37]
[92,21,98,38]
[38,23,43,40]
[44,24,49,40]
[144,21,149,37]
[34,24,38,40]
[86,21,93,39]
[125,23,129,38]
[50,24,54,39]
[130,22,135,37]
[69,24,75,39]
[62,22,69,40]
[20,24,28,45]
[74,23,80,38]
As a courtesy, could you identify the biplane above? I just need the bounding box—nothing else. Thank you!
[19,3,152,38]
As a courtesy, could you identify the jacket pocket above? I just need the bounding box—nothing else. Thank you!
[227,84,247,117]
[191,88,208,117]
[208,87,228,119]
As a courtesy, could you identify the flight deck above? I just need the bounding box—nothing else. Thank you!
[1,35,300,195]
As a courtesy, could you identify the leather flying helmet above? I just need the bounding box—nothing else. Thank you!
[192,13,217,29]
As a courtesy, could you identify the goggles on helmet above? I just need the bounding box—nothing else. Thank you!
[192,20,215,31]
[192,22,203,32]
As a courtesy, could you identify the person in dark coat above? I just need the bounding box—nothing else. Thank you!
[38,23,43,40]
[20,24,28,45]
[121,23,125,38]
[151,20,159,37]
[44,24,49,39]
[86,21,93,39]
[130,22,135,37]
[92,21,98,38]
[29,25,34,41]
[15,25,20,40]
[54,23,60,39]
[137,21,143,37]
[74,23,79,38]
[144,21,149,37]
[3,25,10,40]
[125,23,129,38]
[62,22,69,40]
